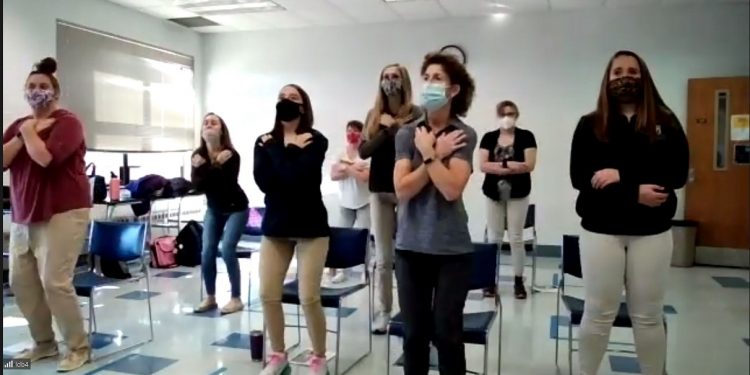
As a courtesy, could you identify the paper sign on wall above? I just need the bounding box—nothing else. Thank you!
[730,114,749,141]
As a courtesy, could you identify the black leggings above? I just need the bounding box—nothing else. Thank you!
[395,250,472,375]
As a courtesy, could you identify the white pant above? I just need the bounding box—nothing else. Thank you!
[370,193,397,314]
[339,204,371,229]
[486,197,529,277]
[579,229,673,375]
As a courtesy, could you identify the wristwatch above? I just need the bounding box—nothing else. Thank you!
[423,157,434,165]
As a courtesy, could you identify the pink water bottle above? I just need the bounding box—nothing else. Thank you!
[109,172,121,201]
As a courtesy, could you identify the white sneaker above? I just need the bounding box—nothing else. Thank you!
[260,352,291,375]
[372,312,390,335]
[331,270,347,284]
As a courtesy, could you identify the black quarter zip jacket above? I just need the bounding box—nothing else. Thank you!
[569,110,689,236]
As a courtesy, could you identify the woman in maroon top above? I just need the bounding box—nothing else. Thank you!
[2,57,92,372]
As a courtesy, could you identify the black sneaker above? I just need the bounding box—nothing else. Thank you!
[514,276,527,299]
[482,287,497,298]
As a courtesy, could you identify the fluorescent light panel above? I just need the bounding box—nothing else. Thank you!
[175,0,283,15]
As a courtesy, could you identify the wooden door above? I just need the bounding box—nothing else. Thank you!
[685,77,750,250]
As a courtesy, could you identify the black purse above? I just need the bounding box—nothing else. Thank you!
[86,163,107,203]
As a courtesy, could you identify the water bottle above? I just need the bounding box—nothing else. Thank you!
[109,172,121,201]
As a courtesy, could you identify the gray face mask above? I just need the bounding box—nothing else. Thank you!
[380,78,402,97]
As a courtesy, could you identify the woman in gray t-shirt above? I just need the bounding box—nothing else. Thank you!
[392,52,477,375]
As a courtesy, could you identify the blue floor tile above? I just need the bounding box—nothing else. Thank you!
[212,332,250,350]
[549,315,570,339]
[743,338,749,346]
[90,332,128,350]
[116,290,161,300]
[155,271,191,278]
[85,353,177,375]
[609,355,641,373]
[207,367,228,375]
[712,276,750,288]
[663,305,678,314]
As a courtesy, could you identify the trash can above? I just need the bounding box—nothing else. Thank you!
[671,220,698,267]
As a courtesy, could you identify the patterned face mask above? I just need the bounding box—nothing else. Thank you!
[380,78,402,97]
[24,89,55,110]
[608,76,642,103]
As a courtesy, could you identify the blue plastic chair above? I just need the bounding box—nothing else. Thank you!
[386,242,503,375]
[271,227,372,375]
[73,221,153,360]
[555,235,668,375]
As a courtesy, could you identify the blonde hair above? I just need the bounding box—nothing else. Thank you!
[365,63,416,139]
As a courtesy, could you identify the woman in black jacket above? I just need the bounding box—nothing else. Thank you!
[358,63,422,334]
[254,84,330,375]
[569,50,689,375]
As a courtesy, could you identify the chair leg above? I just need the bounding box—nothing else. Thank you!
[498,305,503,375]
[90,294,97,333]
[531,245,537,292]
[335,311,341,375]
[483,343,489,375]
[145,268,154,341]
[664,319,668,375]
[385,330,391,375]
[568,322,573,375]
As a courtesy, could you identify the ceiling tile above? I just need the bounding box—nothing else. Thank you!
[107,0,171,7]
[276,0,356,26]
[549,0,604,10]
[605,0,659,8]
[205,13,271,30]
[327,0,402,23]
[191,25,239,32]
[389,0,448,20]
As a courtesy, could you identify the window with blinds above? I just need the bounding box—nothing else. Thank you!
[56,21,196,152]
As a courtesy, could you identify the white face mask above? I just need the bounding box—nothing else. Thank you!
[499,116,516,130]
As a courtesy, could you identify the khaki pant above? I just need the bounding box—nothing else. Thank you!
[259,236,329,355]
[370,193,397,315]
[9,208,90,352]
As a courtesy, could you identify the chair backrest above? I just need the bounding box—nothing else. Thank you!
[88,221,147,262]
[561,235,583,279]
[325,227,369,269]
[524,204,535,229]
[468,242,499,291]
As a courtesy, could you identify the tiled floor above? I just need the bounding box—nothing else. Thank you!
[3,255,749,375]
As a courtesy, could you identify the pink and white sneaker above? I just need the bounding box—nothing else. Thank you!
[308,354,329,375]
[260,352,290,375]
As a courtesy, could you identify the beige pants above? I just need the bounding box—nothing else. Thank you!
[486,197,530,277]
[9,208,90,352]
[370,193,397,315]
[259,236,329,355]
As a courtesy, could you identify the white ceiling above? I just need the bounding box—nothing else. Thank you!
[104,0,749,32]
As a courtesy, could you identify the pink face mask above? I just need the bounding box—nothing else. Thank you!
[346,132,361,144]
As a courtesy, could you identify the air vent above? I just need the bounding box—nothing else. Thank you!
[168,17,220,28]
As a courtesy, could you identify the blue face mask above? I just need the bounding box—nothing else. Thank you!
[420,83,449,113]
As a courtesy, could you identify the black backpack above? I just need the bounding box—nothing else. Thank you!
[175,220,202,267]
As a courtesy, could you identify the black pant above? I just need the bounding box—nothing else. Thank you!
[395,249,472,375]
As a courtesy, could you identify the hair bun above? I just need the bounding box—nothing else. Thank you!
[34,57,58,75]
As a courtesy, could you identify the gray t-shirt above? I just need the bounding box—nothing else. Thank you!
[394,118,478,255]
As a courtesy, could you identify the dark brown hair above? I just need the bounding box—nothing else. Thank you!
[346,120,364,132]
[272,84,314,139]
[27,57,60,95]
[593,50,672,142]
[496,100,520,118]
[420,53,475,118]
[196,112,234,157]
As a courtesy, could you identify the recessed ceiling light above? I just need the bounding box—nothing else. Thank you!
[487,0,512,9]
[175,0,284,15]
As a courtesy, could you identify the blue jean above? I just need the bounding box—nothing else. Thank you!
[202,208,249,298]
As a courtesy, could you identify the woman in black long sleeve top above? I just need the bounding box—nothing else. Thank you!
[191,113,249,315]
[254,84,330,375]
[358,63,422,334]
[569,50,689,375]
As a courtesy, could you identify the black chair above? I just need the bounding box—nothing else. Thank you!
[386,243,502,375]
[484,204,540,292]
[555,235,668,375]
[73,221,153,361]
[272,227,372,375]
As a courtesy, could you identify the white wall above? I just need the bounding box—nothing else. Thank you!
[209,4,747,245]
[2,0,204,184]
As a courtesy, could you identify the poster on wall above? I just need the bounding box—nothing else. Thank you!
[730,114,749,141]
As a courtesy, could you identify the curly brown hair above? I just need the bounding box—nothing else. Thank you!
[420,52,475,118]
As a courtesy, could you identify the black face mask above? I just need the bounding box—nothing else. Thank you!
[608,77,643,103]
[276,99,302,122]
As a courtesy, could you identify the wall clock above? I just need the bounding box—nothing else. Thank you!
[440,44,467,64]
